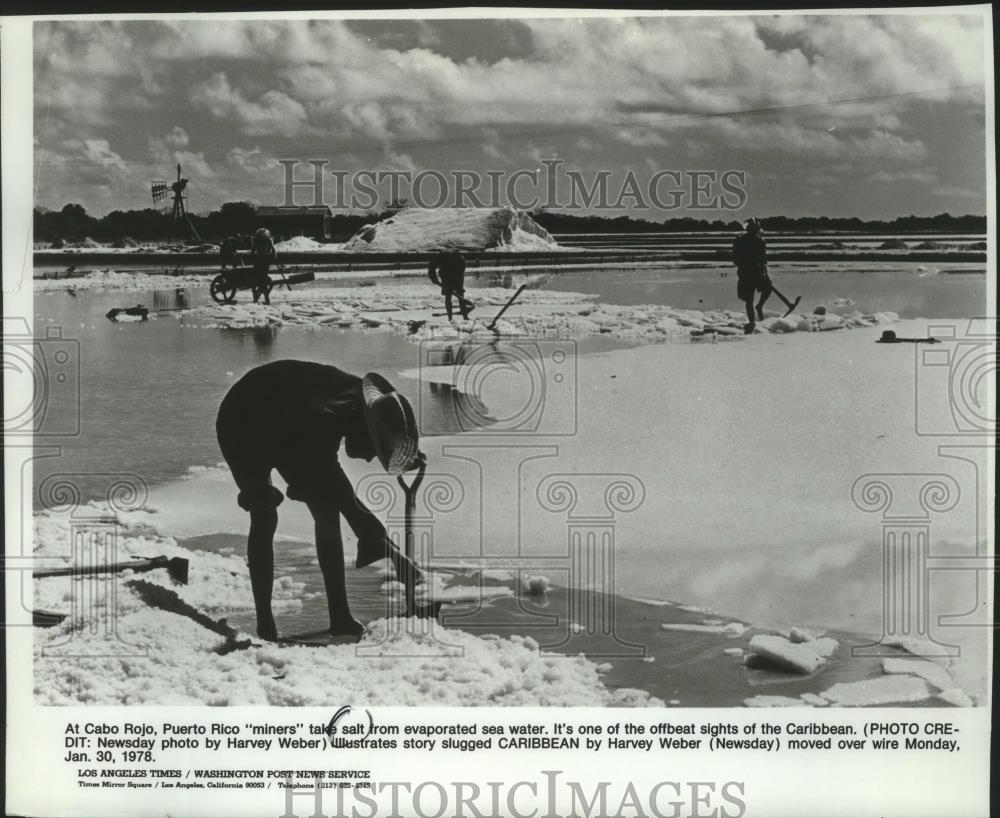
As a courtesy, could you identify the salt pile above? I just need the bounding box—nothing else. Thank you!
[30,506,655,707]
[275,235,330,252]
[343,207,560,253]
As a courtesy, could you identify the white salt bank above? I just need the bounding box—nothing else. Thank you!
[343,206,560,252]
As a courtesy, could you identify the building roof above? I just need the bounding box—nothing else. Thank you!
[256,206,333,216]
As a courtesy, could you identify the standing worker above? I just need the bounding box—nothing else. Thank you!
[219,234,242,271]
[251,227,277,305]
[428,250,472,321]
[216,360,426,641]
[732,217,772,333]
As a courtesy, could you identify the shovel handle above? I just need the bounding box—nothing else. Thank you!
[396,461,427,613]
[487,284,528,330]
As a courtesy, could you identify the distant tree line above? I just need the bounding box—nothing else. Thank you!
[34,202,986,243]
[531,211,987,234]
[33,202,382,244]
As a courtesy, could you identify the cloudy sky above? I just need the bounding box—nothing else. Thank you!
[33,13,987,219]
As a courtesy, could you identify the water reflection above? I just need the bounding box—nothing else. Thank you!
[152,287,189,312]
[219,323,279,354]
[419,341,498,435]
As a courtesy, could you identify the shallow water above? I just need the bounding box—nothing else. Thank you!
[31,288,630,501]
[28,270,992,700]
[529,263,986,318]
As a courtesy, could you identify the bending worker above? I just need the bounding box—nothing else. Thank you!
[216,359,425,641]
[428,249,472,321]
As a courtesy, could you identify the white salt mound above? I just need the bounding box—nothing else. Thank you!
[275,235,326,252]
[748,634,824,674]
[343,207,558,253]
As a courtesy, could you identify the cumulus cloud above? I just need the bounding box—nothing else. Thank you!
[80,138,127,170]
[149,127,214,178]
[31,15,987,215]
[191,72,312,138]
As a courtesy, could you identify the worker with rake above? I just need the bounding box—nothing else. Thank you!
[732,217,772,333]
[216,360,425,641]
[428,249,473,320]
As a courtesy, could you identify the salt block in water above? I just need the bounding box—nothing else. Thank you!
[800,692,829,707]
[797,318,817,332]
[743,695,805,707]
[804,637,838,658]
[748,634,824,674]
[524,575,551,595]
[936,688,974,707]
[788,627,815,643]
[820,676,930,707]
[881,658,953,690]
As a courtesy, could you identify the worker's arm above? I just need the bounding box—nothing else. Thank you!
[427,260,440,286]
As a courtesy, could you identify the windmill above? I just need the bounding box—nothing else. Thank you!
[151,163,201,241]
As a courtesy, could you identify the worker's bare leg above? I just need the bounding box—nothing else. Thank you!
[247,506,278,640]
[307,501,363,638]
[755,281,772,320]
[444,291,454,321]
[744,299,756,325]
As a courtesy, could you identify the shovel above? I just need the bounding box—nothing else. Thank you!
[34,555,189,584]
[396,462,443,620]
[769,284,802,318]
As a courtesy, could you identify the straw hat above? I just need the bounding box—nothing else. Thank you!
[361,372,421,474]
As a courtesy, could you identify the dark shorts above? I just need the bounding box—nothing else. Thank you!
[217,408,350,512]
[737,272,771,302]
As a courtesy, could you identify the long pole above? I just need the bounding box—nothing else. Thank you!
[486,284,528,330]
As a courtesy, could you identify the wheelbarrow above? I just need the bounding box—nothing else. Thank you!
[209,266,315,304]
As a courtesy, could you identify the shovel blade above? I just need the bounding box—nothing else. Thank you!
[782,296,802,317]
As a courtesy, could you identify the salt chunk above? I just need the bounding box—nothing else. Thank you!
[881,658,953,690]
[748,634,824,674]
[820,676,930,707]
[803,637,839,659]
[524,575,551,595]
[799,693,829,707]
[744,695,804,707]
[936,688,974,707]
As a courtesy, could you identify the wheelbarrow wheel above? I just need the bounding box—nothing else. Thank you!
[210,274,237,304]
